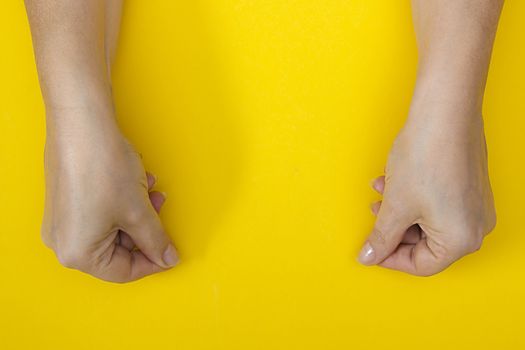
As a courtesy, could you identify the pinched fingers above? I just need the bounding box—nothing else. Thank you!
[364,174,481,276]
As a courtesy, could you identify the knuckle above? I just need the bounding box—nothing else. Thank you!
[371,206,408,246]
[415,268,439,277]
[485,211,497,235]
[414,258,448,277]
[97,273,132,284]
[55,243,88,269]
[370,226,387,245]
[56,251,78,269]
[40,228,54,250]
[415,266,443,277]
[125,205,149,226]
[468,236,484,253]
[375,201,409,229]
[109,278,131,284]
[427,241,449,260]
[457,231,484,255]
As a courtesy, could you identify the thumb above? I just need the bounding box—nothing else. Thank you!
[124,204,179,269]
[358,196,412,266]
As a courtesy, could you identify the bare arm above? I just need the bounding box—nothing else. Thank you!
[25,0,116,111]
[25,0,178,283]
[359,0,504,276]
[410,0,503,120]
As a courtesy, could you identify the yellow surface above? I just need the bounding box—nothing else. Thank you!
[1,1,525,349]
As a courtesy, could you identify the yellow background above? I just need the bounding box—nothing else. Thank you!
[1,1,524,349]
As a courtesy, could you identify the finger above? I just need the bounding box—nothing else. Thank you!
[124,203,179,269]
[371,176,385,194]
[378,238,452,276]
[370,201,381,215]
[370,201,421,244]
[371,201,420,244]
[149,191,167,213]
[146,172,157,190]
[118,231,135,251]
[117,192,167,252]
[95,245,166,283]
[402,225,421,244]
[358,196,412,266]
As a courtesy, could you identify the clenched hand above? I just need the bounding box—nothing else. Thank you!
[359,107,496,276]
[41,109,179,283]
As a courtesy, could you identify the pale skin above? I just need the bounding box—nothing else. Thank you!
[359,0,503,275]
[25,0,179,283]
[24,0,503,282]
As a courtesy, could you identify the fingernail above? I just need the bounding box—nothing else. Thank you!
[163,244,179,267]
[161,191,168,199]
[372,180,383,192]
[153,174,158,183]
[358,242,375,265]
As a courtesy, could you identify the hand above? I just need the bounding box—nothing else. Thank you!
[41,109,179,283]
[358,107,496,276]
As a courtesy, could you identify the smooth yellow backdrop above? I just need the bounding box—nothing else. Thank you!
[1,1,525,349]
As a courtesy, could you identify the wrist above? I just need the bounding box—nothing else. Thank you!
[410,42,492,118]
[45,104,122,142]
[415,68,484,106]
[44,86,115,114]
[44,77,118,129]
[407,68,486,127]
[38,58,115,113]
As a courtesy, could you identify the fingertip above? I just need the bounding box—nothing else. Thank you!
[149,191,166,213]
[124,205,174,269]
[162,243,179,268]
[377,241,446,277]
[146,172,157,190]
[357,241,376,265]
[371,176,385,193]
[129,250,166,281]
[96,246,166,283]
[370,201,381,215]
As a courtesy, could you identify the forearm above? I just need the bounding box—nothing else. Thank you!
[410,0,504,119]
[25,0,122,114]
[362,1,502,274]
